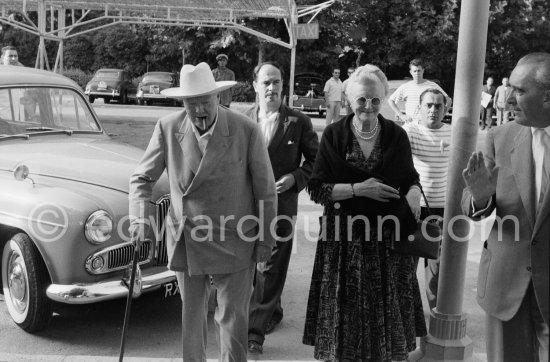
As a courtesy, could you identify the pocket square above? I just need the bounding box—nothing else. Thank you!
[288,140,295,145]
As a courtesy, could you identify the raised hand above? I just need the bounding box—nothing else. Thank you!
[462,151,498,208]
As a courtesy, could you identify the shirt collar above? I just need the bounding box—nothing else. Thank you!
[531,125,550,138]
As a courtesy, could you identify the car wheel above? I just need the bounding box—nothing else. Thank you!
[2,233,52,332]
[105,98,111,104]
[88,96,95,104]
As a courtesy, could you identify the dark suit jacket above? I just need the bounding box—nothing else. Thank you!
[462,122,549,325]
[129,107,278,275]
[243,104,319,217]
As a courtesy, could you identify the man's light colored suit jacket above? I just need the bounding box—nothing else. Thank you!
[462,122,549,325]
[129,107,277,275]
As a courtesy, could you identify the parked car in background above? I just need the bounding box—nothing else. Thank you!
[291,72,326,116]
[136,72,181,106]
[0,65,174,332]
[85,68,135,104]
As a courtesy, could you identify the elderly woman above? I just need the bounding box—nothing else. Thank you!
[302,64,427,362]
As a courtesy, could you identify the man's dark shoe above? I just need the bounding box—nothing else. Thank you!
[248,340,263,354]
[265,319,280,334]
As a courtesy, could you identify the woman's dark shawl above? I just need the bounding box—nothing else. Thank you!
[308,114,419,237]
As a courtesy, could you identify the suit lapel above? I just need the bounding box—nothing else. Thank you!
[511,127,536,230]
[175,116,201,190]
[185,108,233,194]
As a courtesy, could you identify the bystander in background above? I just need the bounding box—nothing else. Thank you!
[480,76,496,130]
[342,67,355,115]
[323,68,343,126]
[1,46,23,66]
[211,53,235,108]
[494,76,513,126]
[388,58,451,124]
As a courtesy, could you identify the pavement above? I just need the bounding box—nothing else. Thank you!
[0,103,492,362]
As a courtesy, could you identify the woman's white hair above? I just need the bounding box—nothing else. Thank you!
[346,64,390,98]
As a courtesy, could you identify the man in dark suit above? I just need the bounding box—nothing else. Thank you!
[243,61,319,354]
[129,62,277,362]
[462,53,549,361]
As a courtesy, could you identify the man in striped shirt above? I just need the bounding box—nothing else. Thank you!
[389,58,451,124]
[403,88,451,310]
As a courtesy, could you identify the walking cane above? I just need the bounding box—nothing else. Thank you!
[118,240,141,362]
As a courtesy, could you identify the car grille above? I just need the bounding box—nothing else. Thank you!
[108,242,151,269]
[85,196,171,275]
[155,196,170,265]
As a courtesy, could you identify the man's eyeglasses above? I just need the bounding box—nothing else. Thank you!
[423,103,444,110]
[354,96,381,107]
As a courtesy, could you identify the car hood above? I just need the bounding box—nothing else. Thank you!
[0,137,144,193]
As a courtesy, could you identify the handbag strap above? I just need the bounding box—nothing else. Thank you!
[419,187,432,215]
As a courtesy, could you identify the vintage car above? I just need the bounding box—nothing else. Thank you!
[291,72,326,116]
[136,71,181,106]
[84,68,135,104]
[0,65,174,332]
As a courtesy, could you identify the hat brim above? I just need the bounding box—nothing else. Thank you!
[161,81,236,98]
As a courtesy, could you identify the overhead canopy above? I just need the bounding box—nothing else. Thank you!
[0,0,333,105]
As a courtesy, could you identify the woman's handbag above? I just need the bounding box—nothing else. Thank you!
[392,189,441,259]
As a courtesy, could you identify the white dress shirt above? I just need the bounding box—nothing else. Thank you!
[257,110,279,145]
[190,108,219,156]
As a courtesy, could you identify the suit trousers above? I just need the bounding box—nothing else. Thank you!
[325,101,342,126]
[420,206,444,310]
[248,218,294,345]
[176,263,255,362]
[485,282,549,362]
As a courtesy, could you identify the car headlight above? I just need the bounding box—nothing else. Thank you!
[292,94,298,101]
[85,84,91,93]
[85,210,113,244]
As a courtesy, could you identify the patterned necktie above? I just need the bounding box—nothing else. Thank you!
[534,129,549,216]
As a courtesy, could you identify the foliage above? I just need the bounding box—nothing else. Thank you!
[232,81,256,102]
[1,0,549,99]
[62,68,94,89]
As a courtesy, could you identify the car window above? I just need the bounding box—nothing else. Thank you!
[142,74,174,84]
[0,87,101,135]
[95,71,121,79]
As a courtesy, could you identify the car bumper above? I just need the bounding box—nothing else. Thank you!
[292,103,326,113]
[137,94,169,100]
[45,268,176,304]
[85,90,121,98]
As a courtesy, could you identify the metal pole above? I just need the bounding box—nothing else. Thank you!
[416,0,490,360]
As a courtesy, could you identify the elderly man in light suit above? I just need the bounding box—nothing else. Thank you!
[129,62,277,362]
[243,62,319,354]
[462,53,550,361]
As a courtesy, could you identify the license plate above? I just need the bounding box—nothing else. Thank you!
[98,81,107,90]
[151,86,160,94]
[162,280,180,298]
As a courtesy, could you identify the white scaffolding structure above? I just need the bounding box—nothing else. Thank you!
[0,0,333,104]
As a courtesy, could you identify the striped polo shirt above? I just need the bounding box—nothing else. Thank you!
[403,122,452,208]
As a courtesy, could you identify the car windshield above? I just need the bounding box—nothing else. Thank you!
[0,86,101,136]
[142,74,174,84]
[95,71,121,79]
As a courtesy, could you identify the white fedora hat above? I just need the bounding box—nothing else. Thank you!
[161,62,236,98]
